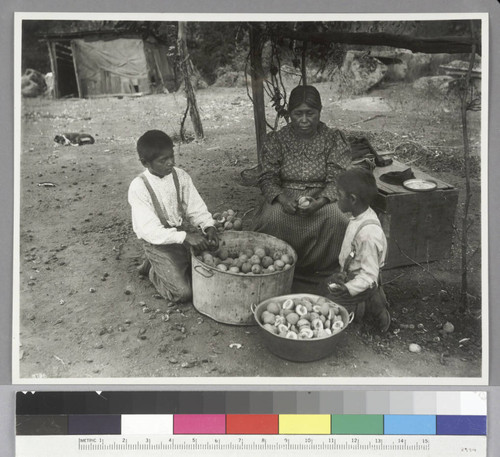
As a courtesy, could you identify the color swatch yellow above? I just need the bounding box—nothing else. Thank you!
[279,414,331,434]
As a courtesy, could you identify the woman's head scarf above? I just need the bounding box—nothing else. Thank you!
[288,85,322,113]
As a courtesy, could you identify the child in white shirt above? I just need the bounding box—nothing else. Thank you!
[326,167,391,332]
[128,130,218,303]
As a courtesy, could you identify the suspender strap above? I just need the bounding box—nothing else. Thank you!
[171,168,183,213]
[342,219,382,273]
[139,169,183,229]
[352,219,381,244]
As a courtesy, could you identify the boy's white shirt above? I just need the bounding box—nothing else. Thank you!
[338,207,387,296]
[128,167,214,245]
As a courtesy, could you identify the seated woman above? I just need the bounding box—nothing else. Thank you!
[253,85,352,285]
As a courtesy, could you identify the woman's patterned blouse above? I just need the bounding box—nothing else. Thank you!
[258,122,352,203]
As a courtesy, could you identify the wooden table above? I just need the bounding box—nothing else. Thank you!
[371,160,459,269]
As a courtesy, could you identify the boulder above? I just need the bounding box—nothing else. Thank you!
[441,60,482,94]
[412,75,455,94]
[341,52,387,94]
[368,50,409,82]
[401,53,432,80]
[442,59,482,73]
[385,61,408,82]
[21,69,47,98]
[403,53,465,80]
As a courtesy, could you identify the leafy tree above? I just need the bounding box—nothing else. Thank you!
[186,22,247,85]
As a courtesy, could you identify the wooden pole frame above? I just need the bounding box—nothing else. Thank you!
[70,41,83,98]
[301,41,307,85]
[459,22,478,312]
[178,22,204,140]
[249,24,267,167]
[274,29,481,55]
[45,41,59,99]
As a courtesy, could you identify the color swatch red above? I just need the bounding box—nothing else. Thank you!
[226,414,279,434]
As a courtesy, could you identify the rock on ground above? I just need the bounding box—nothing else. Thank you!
[333,96,392,112]
[413,75,455,94]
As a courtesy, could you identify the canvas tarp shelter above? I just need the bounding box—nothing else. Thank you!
[43,32,177,98]
[72,38,157,96]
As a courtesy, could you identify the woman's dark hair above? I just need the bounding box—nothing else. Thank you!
[137,130,174,164]
[337,167,379,206]
[288,85,322,113]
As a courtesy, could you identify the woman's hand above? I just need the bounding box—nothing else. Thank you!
[296,197,329,217]
[277,194,298,215]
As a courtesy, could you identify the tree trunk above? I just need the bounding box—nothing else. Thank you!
[177,22,204,140]
[249,24,267,167]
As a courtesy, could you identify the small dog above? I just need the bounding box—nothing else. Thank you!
[54,133,95,146]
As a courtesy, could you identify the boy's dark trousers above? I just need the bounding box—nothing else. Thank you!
[142,241,192,303]
[319,278,391,332]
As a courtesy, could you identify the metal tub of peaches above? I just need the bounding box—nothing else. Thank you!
[253,294,354,362]
[191,231,297,325]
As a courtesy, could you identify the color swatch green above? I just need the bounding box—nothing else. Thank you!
[332,415,384,435]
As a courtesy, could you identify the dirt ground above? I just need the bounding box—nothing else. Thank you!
[17,82,483,380]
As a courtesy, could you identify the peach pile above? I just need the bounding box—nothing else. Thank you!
[196,246,294,275]
[212,209,243,232]
[260,296,345,339]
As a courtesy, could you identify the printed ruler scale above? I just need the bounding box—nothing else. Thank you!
[78,436,432,452]
[17,435,486,456]
[15,391,488,457]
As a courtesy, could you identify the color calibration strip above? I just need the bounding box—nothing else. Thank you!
[16,413,487,436]
[16,392,487,457]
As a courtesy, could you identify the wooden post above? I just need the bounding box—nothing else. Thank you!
[177,22,204,140]
[249,23,267,167]
[46,41,58,99]
[301,41,307,85]
[153,48,165,88]
[70,41,83,98]
[459,25,477,312]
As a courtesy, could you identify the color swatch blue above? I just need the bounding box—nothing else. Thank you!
[384,415,436,435]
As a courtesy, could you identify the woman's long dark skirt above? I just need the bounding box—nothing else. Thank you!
[252,188,348,279]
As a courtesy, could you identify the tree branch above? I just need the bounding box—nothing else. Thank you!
[273,30,480,55]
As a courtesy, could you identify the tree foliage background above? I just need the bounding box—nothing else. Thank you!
[21,19,478,82]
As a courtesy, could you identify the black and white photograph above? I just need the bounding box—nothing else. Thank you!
[13,13,488,383]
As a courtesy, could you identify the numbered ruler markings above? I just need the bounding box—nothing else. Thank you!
[17,435,486,457]
[77,436,431,452]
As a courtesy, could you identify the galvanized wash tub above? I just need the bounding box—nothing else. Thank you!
[191,231,297,325]
[253,293,354,362]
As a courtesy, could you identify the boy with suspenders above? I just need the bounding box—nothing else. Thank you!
[326,167,391,332]
[128,130,219,303]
